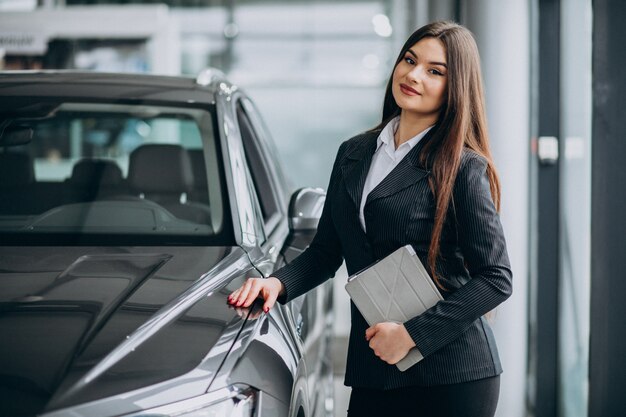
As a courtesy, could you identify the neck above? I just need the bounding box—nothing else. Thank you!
[394,111,438,148]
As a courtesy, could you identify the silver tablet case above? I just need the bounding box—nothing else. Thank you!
[345,244,443,371]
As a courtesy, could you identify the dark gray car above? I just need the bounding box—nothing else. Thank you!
[0,70,334,417]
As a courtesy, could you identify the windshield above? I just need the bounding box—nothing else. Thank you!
[0,100,233,245]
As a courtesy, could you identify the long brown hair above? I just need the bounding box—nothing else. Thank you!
[373,21,501,290]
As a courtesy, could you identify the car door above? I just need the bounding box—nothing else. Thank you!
[233,97,333,417]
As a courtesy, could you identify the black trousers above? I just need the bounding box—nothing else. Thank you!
[347,375,500,417]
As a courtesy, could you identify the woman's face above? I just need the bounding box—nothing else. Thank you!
[392,37,448,121]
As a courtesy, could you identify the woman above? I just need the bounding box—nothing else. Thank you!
[228,21,512,417]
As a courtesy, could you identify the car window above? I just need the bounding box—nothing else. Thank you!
[235,100,281,227]
[0,100,234,245]
[239,98,290,205]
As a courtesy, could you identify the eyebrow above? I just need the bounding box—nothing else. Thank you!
[406,49,448,68]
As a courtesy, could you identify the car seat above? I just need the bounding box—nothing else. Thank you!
[127,144,211,225]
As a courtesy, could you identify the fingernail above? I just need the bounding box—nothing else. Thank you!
[264,307,269,313]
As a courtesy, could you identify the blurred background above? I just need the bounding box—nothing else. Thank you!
[1,0,624,416]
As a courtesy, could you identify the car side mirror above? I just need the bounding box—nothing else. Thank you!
[288,187,326,232]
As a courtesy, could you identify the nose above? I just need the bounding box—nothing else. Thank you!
[407,65,426,84]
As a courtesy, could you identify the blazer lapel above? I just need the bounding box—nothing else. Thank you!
[365,130,432,206]
[340,131,378,211]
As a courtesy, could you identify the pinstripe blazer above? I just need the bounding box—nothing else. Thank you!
[273,129,512,389]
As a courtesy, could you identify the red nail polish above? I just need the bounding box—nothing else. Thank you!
[264,307,269,313]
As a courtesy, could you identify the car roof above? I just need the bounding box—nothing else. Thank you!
[0,70,222,104]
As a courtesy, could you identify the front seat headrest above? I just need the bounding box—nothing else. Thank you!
[127,144,194,194]
[70,159,123,187]
[0,152,35,186]
[187,149,207,189]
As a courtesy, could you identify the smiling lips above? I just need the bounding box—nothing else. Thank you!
[400,83,420,96]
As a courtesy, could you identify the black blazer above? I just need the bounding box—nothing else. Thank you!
[274,129,512,389]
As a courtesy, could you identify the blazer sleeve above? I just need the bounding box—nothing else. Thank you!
[272,142,347,304]
[403,153,513,358]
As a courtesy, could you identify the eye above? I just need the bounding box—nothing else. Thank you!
[403,55,415,65]
[429,68,445,76]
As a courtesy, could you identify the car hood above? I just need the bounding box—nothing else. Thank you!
[0,246,249,417]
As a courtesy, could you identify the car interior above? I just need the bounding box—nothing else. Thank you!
[0,99,227,238]
[0,140,214,234]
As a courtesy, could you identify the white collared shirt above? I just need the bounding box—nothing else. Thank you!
[359,117,433,232]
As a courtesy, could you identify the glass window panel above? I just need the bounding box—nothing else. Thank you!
[0,101,229,244]
[558,0,592,416]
